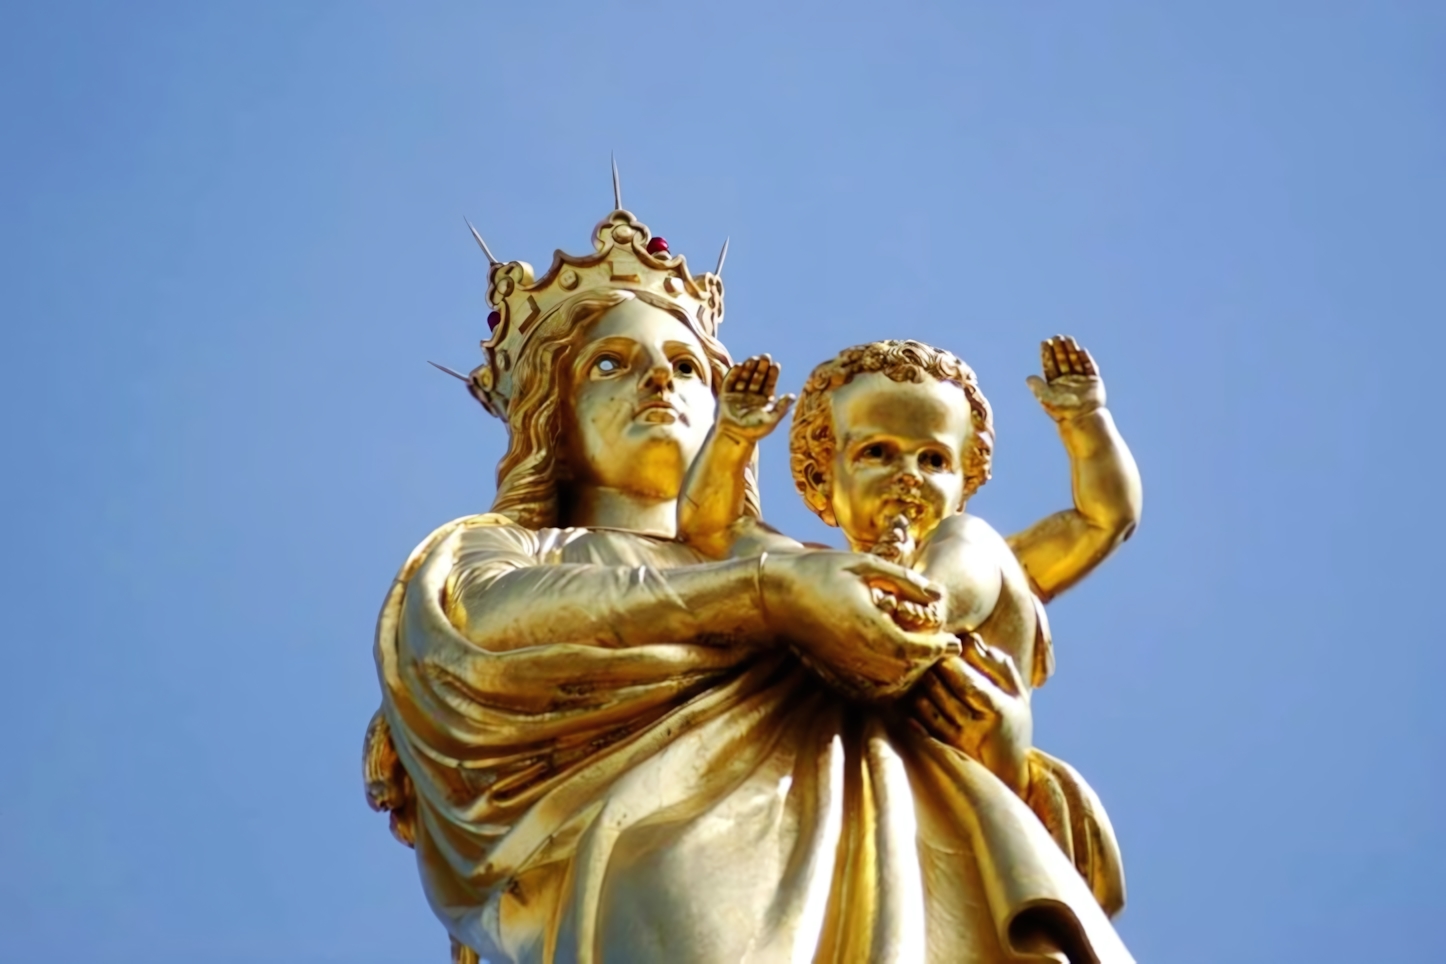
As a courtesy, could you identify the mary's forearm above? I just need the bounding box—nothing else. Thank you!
[445,555,769,653]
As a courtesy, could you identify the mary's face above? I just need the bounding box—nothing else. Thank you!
[566,298,717,499]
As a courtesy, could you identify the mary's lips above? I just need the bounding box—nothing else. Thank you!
[635,399,687,425]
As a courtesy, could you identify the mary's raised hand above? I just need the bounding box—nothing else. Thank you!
[1025,335,1106,422]
[912,635,1033,793]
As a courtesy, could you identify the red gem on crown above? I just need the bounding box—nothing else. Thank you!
[646,236,669,255]
[487,310,501,331]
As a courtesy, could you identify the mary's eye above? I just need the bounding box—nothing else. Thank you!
[593,355,622,375]
[673,358,697,377]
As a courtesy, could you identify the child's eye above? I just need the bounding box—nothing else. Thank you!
[922,451,947,470]
[862,444,886,459]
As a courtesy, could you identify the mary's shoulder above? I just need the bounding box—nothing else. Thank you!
[452,513,580,562]
[392,514,544,583]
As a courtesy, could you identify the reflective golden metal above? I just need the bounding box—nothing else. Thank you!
[366,207,1142,963]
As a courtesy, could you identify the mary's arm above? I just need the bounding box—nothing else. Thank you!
[423,515,959,700]
[442,517,771,652]
[369,515,777,853]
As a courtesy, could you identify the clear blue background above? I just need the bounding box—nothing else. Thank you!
[3,3,1442,962]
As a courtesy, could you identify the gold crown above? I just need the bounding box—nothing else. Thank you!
[464,208,725,417]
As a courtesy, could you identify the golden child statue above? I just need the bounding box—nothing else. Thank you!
[678,336,1141,803]
[365,187,1143,964]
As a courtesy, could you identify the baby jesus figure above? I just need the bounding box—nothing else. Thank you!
[677,337,1141,794]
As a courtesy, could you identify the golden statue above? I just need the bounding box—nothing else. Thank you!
[364,186,1143,963]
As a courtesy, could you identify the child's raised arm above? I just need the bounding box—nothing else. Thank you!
[677,355,795,559]
[1006,336,1143,601]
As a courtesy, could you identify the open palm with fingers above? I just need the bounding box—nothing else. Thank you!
[718,354,796,441]
[1026,334,1106,422]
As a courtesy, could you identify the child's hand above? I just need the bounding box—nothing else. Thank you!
[1026,335,1106,422]
[868,514,916,565]
[718,355,796,441]
[867,513,935,628]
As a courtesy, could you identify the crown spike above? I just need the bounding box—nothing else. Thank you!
[464,217,499,265]
[471,205,724,419]
[428,360,471,383]
[611,154,622,211]
[715,237,730,276]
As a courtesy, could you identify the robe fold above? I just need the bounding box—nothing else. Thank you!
[372,514,1132,964]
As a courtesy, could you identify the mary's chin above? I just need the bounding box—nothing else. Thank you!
[635,406,681,424]
[626,419,704,450]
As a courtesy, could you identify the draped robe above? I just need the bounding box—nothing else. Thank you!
[371,514,1133,964]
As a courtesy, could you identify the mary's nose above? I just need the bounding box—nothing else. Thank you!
[640,362,675,394]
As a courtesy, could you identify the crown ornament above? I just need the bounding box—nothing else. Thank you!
[462,206,726,418]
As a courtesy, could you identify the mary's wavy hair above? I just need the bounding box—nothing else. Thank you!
[788,339,994,522]
[489,288,760,530]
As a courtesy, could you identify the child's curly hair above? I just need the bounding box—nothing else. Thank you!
[788,340,994,522]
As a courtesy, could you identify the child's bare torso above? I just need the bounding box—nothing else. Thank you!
[730,513,1052,691]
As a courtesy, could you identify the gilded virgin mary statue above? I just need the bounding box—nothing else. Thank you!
[363,187,1144,964]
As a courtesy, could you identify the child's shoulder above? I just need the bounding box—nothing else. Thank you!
[928,511,1009,551]
[933,512,1045,621]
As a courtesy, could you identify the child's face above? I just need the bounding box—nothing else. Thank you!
[826,372,970,550]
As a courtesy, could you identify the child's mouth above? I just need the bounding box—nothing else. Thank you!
[882,499,926,521]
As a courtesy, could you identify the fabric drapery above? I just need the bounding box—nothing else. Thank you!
[373,515,1131,964]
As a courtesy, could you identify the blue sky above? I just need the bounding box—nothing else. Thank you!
[2,2,1442,961]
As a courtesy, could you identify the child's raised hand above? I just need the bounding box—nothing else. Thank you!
[718,354,796,441]
[1025,335,1106,421]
